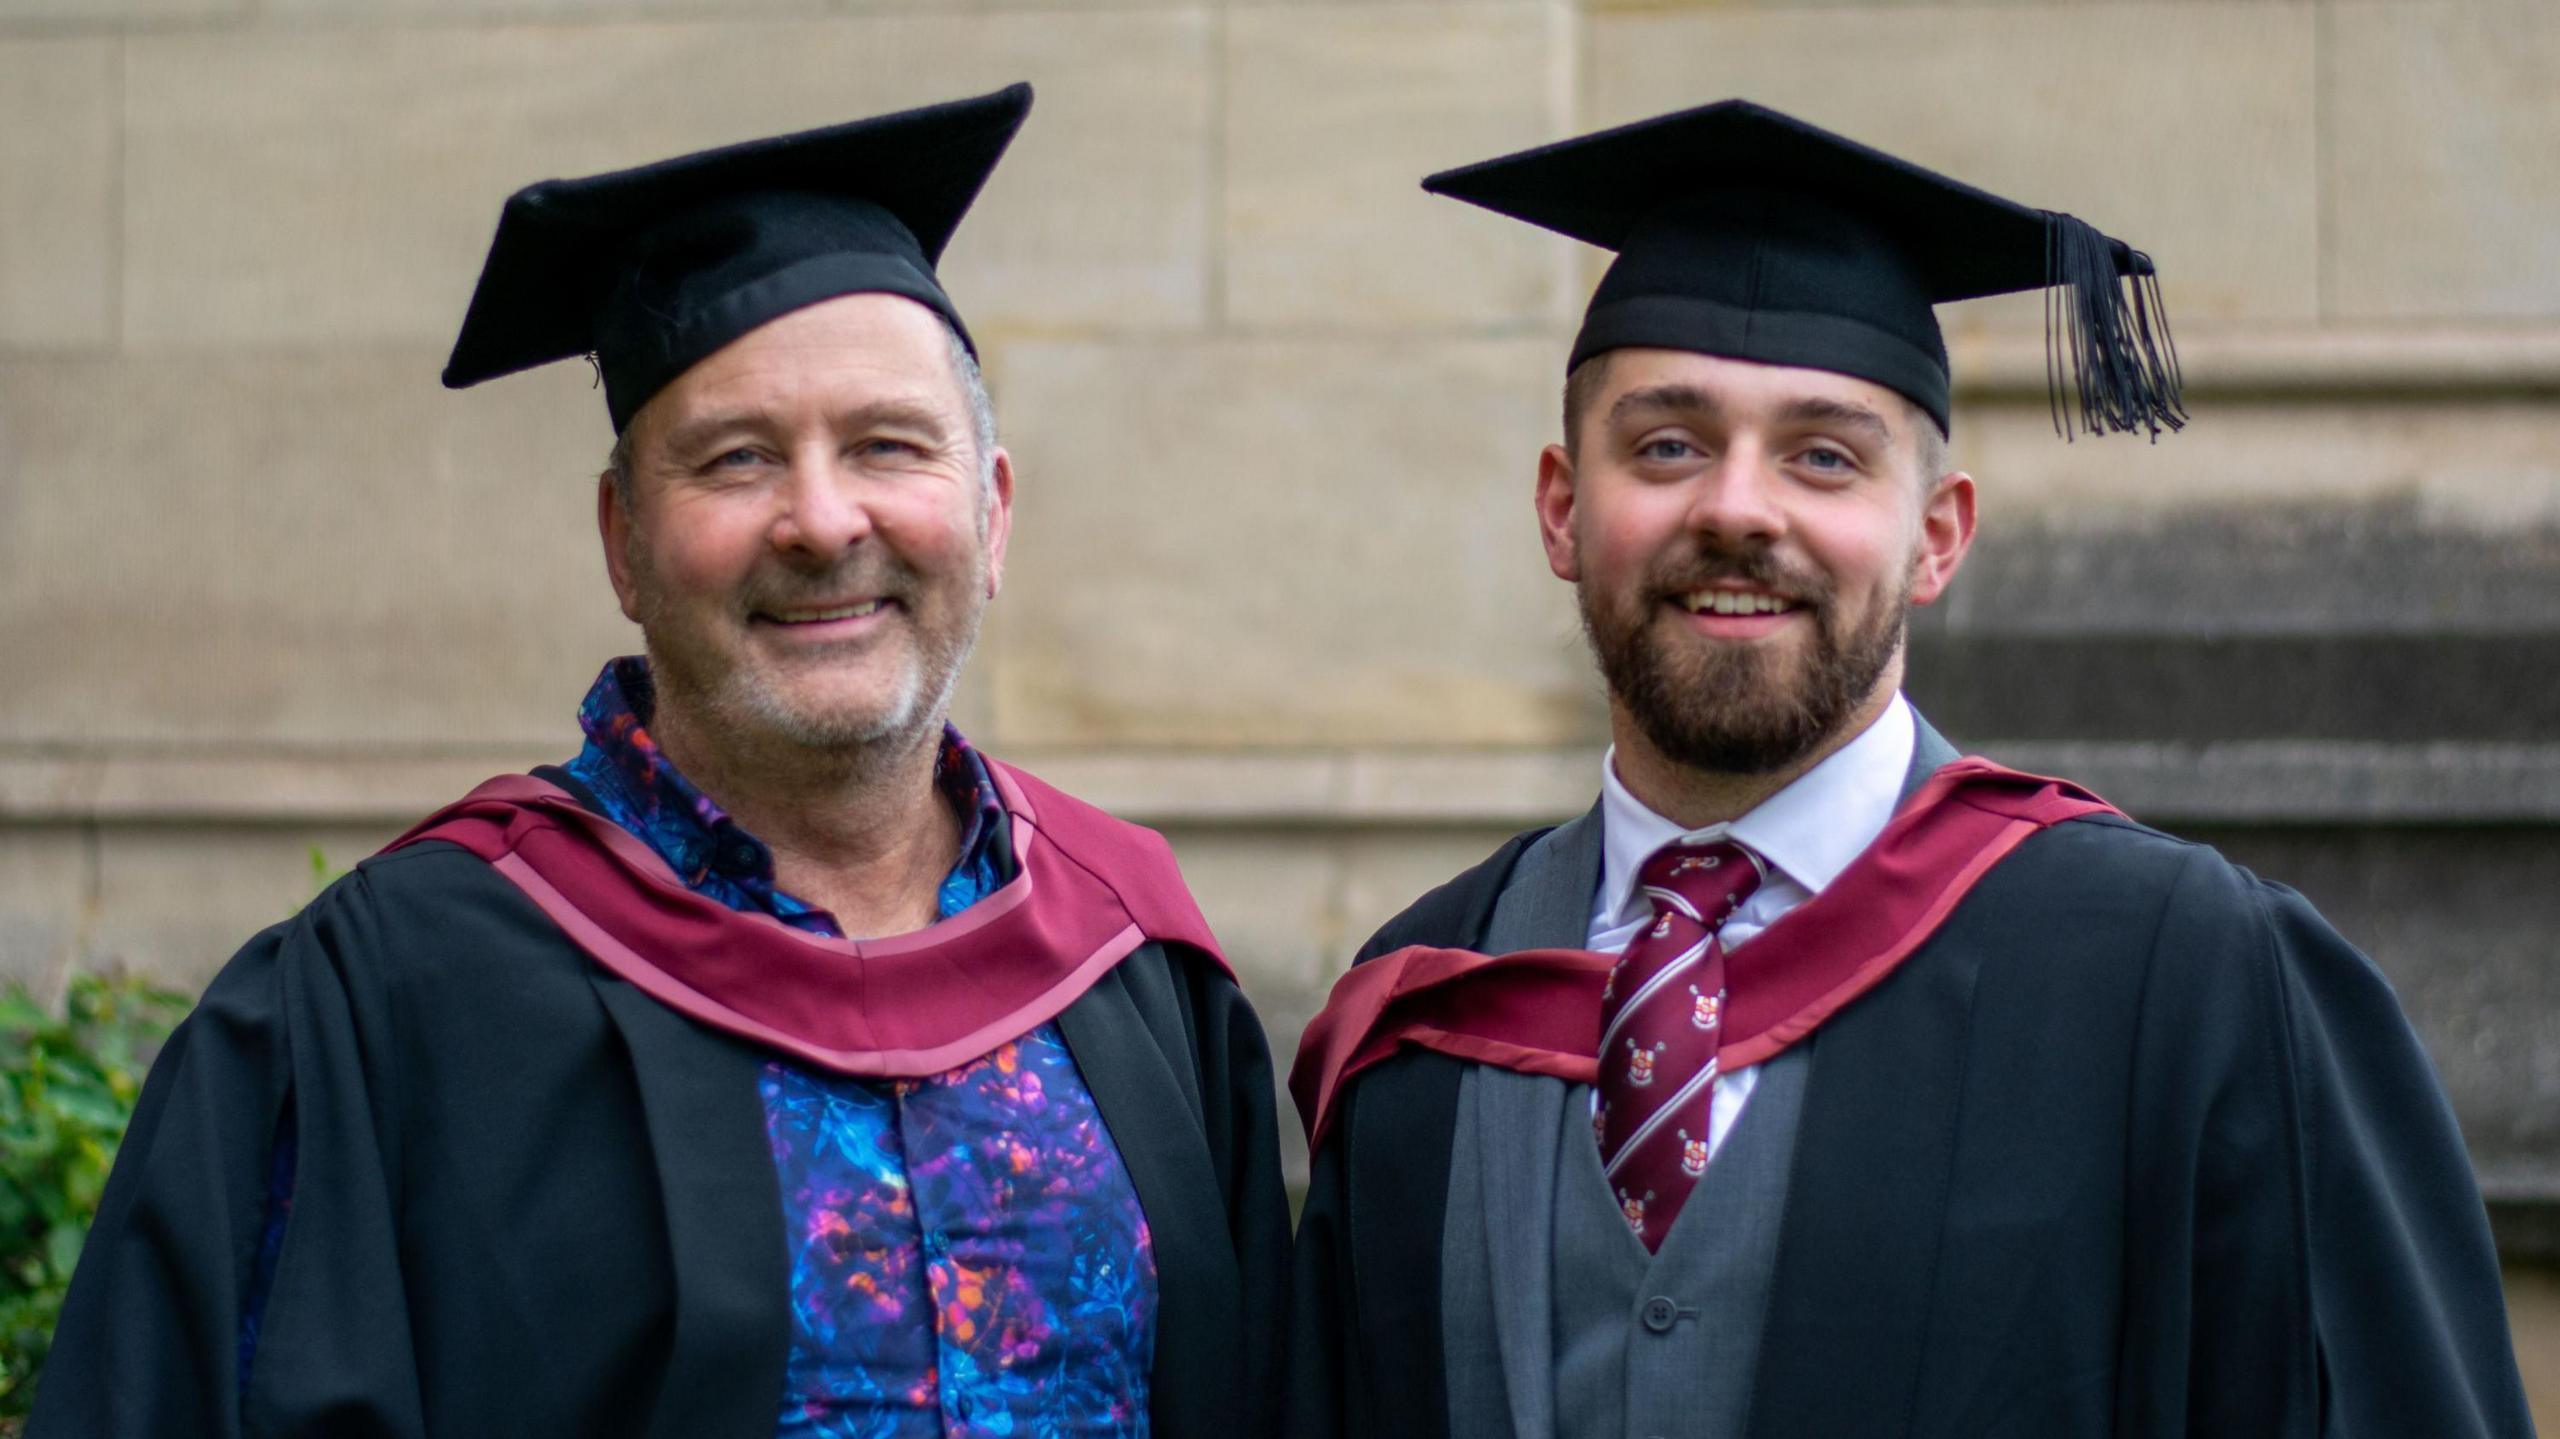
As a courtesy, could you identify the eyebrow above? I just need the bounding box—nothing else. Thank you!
[661,399,957,458]
[1773,396,1895,450]
[1607,384,1721,429]
[1606,384,1896,450]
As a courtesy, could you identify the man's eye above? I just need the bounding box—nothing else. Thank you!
[1637,437,1697,462]
[708,447,765,469]
[857,437,921,459]
[1799,446,1855,471]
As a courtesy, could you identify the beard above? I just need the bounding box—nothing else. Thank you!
[632,541,988,758]
[1579,539,1908,775]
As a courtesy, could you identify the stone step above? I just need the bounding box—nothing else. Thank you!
[1905,632,2560,742]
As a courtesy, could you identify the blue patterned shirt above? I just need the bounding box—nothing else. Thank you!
[564,658,1158,1438]
[240,659,1158,1437]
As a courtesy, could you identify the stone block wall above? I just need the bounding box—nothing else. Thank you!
[4,0,2558,1402]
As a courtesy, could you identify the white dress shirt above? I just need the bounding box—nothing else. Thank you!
[1586,693,1917,1158]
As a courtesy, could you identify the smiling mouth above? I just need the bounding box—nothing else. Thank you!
[756,598,893,625]
[1676,589,1799,617]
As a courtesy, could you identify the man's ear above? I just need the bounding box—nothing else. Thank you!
[1536,443,1583,583]
[1907,469,1977,607]
[981,447,1016,598]
[598,472,644,624]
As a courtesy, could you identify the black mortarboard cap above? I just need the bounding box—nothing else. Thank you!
[1424,100,2184,440]
[443,83,1033,433]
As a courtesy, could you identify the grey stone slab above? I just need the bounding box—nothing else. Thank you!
[1154,823,1344,992]
[2505,1267,2559,1426]
[1946,390,2560,532]
[2329,1,2560,321]
[91,822,401,992]
[0,38,117,348]
[0,0,233,18]
[1919,500,2560,637]
[2191,822,2560,1195]
[986,335,1596,748]
[0,350,631,748]
[1223,4,1573,329]
[1981,742,2560,825]
[256,0,1189,13]
[1584,2,2321,329]
[1908,634,2560,743]
[1339,824,1531,956]
[121,14,1211,349]
[1903,497,2560,744]
[260,0,830,16]
[0,826,88,993]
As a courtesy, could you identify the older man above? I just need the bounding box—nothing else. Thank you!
[1287,101,2530,1438]
[35,86,1287,1439]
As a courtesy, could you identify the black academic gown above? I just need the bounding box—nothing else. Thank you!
[33,836,1291,1439]
[1287,806,2533,1437]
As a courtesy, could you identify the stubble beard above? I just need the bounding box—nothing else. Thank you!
[1579,541,1910,776]
[633,542,989,766]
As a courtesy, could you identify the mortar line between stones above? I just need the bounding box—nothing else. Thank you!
[60,817,104,1005]
[109,31,127,352]
[2314,0,2334,325]
[1204,1,1230,332]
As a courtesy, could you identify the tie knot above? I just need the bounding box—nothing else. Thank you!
[1637,839,1764,924]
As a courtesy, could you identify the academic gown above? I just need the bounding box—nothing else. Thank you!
[34,825,1290,1437]
[1286,747,2532,1438]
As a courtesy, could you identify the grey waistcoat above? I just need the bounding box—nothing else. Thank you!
[1440,718,1959,1439]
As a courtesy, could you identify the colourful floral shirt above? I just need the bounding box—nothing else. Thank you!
[564,658,1158,1438]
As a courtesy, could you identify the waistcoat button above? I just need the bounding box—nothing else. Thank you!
[1641,1295,1679,1332]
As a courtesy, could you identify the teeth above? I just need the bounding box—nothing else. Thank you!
[1684,592,1790,616]
[789,600,884,623]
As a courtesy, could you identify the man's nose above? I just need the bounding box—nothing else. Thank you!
[1683,445,1787,545]
[770,448,874,557]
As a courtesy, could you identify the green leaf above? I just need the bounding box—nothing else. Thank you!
[0,970,187,1415]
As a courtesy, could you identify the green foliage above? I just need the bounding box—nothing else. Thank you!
[0,972,189,1423]
[306,845,346,907]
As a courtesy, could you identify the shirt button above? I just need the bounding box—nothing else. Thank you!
[1641,1296,1679,1332]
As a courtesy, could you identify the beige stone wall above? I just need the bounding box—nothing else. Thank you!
[5,0,2560,1406]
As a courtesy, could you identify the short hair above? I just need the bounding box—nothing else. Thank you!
[1560,349,1950,488]
[605,310,998,508]
[1560,351,1613,459]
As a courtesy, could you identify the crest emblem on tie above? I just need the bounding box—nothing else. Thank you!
[1648,911,1675,941]
[1688,984,1722,1031]
[1671,853,1721,875]
[1625,1038,1666,1087]
[1619,1187,1653,1236]
[1677,1127,1709,1177]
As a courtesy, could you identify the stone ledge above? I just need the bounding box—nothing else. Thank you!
[10,740,2560,827]
[1988,741,2560,825]
[1950,325,2560,399]
[1040,325,2560,397]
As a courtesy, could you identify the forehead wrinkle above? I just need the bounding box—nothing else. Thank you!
[833,396,958,441]
[659,395,956,457]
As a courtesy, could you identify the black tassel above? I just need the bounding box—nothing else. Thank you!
[2042,212,2187,442]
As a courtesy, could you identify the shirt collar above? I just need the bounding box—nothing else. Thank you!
[1595,692,1917,930]
[568,655,1007,899]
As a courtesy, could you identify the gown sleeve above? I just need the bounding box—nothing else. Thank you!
[28,869,427,1439]
[1281,1117,1355,1439]
[1187,958,1293,1439]
[2257,881,2536,1437]
[2127,850,2534,1437]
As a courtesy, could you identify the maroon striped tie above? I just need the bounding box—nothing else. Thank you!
[1595,838,1765,1250]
